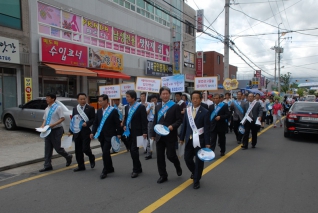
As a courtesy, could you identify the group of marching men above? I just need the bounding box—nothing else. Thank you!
[38,87,263,189]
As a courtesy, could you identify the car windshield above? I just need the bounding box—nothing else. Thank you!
[59,100,78,110]
[292,103,318,112]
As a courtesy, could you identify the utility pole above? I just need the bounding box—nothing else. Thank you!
[274,42,276,85]
[224,0,230,80]
[278,23,282,94]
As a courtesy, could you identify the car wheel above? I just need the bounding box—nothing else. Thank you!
[4,115,17,130]
[284,131,290,138]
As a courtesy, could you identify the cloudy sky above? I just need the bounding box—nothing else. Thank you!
[186,0,318,83]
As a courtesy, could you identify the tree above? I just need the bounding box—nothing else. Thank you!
[308,90,316,95]
[290,82,298,89]
[280,72,291,93]
[297,88,305,97]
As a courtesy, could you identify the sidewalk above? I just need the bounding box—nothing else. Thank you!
[0,124,101,171]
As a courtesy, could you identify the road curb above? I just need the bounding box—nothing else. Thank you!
[0,145,101,172]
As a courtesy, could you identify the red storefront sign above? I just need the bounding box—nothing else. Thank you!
[40,37,88,67]
[196,51,203,77]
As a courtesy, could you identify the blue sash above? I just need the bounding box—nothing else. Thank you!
[123,102,141,137]
[113,104,123,121]
[45,103,58,125]
[94,106,115,139]
[210,102,225,121]
[233,100,244,115]
[157,100,175,122]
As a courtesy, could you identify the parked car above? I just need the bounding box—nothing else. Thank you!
[284,102,318,137]
[1,97,78,133]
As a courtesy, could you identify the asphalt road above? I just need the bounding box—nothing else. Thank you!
[0,124,317,213]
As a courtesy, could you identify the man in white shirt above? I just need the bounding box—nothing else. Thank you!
[201,91,213,107]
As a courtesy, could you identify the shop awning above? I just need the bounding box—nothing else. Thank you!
[45,63,97,77]
[91,69,131,80]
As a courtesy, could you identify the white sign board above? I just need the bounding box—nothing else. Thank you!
[194,77,218,91]
[120,83,135,96]
[0,36,20,64]
[99,85,121,99]
[136,77,161,93]
[161,74,185,93]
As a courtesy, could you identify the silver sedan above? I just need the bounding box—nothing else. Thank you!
[1,97,78,133]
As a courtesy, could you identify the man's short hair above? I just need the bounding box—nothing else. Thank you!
[77,92,87,99]
[181,94,188,100]
[150,94,158,100]
[140,92,146,97]
[191,91,202,99]
[126,90,137,100]
[159,86,171,95]
[99,94,109,101]
[46,93,56,101]
[175,92,182,96]
[213,93,220,98]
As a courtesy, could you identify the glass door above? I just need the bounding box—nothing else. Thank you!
[43,80,68,97]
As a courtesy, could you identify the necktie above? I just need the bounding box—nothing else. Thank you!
[81,106,84,110]
[190,108,196,139]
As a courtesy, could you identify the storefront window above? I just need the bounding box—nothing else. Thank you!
[0,68,17,114]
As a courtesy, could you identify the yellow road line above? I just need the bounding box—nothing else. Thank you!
[139,122,277,213]
[0,150,126,191]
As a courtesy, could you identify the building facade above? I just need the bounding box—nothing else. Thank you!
[203,51,237,85]
[27,0,194,102]
[0,0,31,117]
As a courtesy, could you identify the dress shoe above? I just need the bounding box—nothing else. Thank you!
[252,145,256,148]
[190,173,194,179]
[157,176,168,183]
[241,147,248,150]
[145,155,152,160]
[107,169,115,174]
[131,172,139,178]
[193,182,200,189]
[73,167,86,172]
[90,155,96,168]
[237,141,241,144]
[176,167,182,176]
[220,152,225,156]
[144,151,147,154]
[66,155,73,167]
[100,173,107,179]
[39,167,53,172]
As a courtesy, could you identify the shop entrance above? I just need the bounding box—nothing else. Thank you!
[0,67,17,119]
[42,77,76,98]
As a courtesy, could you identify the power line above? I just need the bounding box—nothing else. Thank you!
[281,0,292,30]
[268,0,279,25]
[275,0,287,30]
[234,0,290,4]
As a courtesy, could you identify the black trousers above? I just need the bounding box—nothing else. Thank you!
[99,138,114,173]
[184,140,204,184]
[242,121,258,148]
[233,120,243,142]
[127,134,142,173]
[210,131,226,153]
[74,132,94,168]
[156,137,181,177]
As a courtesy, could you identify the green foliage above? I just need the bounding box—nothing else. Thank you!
[297,88,305,97]
[280,72,292,93]
[308,90,316,95]
[290,82,298,89]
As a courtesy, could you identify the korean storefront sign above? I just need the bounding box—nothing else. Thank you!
[136,77,161,93]
[120,83,135,96]
[99,85,121,99]
[0,36,20,64]
[145,60,173,77]
[40,37,88,67]
[24,78,32,103]
[194,77,218,91]
[161,75,185,93]
[37,2,170,63]
[88,47,123,71]
[173,41,180,74]
[196,51,203,77]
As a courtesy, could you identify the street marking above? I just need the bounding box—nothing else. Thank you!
[139,122,278,213]
[0,150,126,191]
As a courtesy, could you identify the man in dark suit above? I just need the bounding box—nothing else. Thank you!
[180,91,210,189]
[90,94,121,179]
[241,93,263,149]
[209,93,231,156]
[123,90,148,178]
[152,86,182,184]
[230,91,246,144]
[69,93,95,172]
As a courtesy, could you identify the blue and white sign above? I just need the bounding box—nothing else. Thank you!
[0,36,20,64]
[161,74,185,93]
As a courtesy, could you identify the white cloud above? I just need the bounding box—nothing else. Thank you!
[186,0,318,82]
